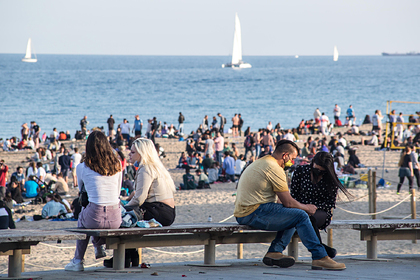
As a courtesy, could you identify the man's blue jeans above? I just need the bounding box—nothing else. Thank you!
[236,203,327,260]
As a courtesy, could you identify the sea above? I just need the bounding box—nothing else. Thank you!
[0,54,419,140]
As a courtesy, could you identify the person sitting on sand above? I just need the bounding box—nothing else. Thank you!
[234,140,346,270]
[195,169,210,189]
[347,149,364,168]
[180,167,197,190]
[290,152,352,259]
[0,200,15,230]
[207,162,219,184]
[40,193,68,219]
[54,172,69,196]
[22,175,39,198]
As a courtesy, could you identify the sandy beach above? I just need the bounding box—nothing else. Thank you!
[0,126,419,274]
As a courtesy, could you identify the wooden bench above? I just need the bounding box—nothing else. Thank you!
[71,219,420,271]
[70,223,276,270]
[0,229,86,278]
[324,219,420,260]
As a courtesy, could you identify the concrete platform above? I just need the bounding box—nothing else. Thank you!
[3,254,419,280]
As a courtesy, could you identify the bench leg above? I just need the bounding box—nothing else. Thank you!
[288,236,299,261]
[9,249,22,278]
[367,235,378,259]
[113,243,126,270]
[204,239,216,265]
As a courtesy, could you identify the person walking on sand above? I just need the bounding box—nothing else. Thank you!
[314,108,321,124]
[71,148,82,188]
[107,115,115,136]
[320,113,330,135]
[396,112,405,142]
[217,113,226,136]
[333,104,341,122]
[59,149,71,183]
[371,110,384,139]
[178,112,185,135]
[119,118,131,143]
[80,116,88,138]
[232,114,240,137]
[31,121,41,148]
[346,105,355,123]
[234,140,346,270]
[238,114,244,136]
[397,146,414,194]
[132,115,143,138]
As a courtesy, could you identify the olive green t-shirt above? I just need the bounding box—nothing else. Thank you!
[234,155,288,218]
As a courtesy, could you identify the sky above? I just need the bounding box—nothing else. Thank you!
[0,0,419,56]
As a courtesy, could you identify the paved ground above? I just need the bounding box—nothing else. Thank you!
[6,254,420,280]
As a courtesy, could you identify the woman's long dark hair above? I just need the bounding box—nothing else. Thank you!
[81,131,122,176]
[311,152,352,199]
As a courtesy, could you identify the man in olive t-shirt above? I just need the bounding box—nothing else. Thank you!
[234,140,346,271]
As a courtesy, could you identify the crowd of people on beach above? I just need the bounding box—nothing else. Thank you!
[1,105,420,272]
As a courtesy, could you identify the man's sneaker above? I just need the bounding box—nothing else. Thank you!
[95,245,106,259]
[65,259,84,271]
[262,252,295,268]
[312,256,346,270]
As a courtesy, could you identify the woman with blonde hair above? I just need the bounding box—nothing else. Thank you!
[397,146,414,194]
[65,131,122,272]
[104,138,176,268]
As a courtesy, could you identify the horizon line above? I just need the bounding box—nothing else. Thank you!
[0,53,387,57]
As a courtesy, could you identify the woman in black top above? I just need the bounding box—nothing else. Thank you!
[397,146,414,194]
[291,152,351,258]
[347,149,361,168]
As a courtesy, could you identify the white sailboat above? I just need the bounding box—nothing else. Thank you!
[222,13,251,68]
[333,46,339,62]
[22,38,37,63]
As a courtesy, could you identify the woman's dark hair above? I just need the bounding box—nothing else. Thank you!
[117,150,125,160]
[81,131,122,176]
[54,193,71,213]
[311,152,352,199]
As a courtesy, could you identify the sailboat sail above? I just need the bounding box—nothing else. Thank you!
[22,38,37,62]
[222,13,251,68]
[231,13,242,64]
[333,46,339,61]
[25,38,32,59]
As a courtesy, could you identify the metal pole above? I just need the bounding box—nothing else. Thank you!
[373,171,377,220]
[411,189,417,244]
[368,170,374,219]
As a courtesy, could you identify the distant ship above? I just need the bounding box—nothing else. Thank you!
[382,52,420,56]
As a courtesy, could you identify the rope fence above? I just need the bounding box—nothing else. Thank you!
[335,194,412,216]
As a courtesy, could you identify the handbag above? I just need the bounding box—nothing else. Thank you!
[79,183,89,207]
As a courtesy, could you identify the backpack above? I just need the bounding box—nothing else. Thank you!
[244,136,252,148]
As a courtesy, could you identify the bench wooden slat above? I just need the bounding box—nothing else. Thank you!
[69,223,250,237]
[0,229,86,243]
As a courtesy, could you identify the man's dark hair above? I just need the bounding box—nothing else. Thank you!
[224,151,230,156]
[273,140,299,156]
